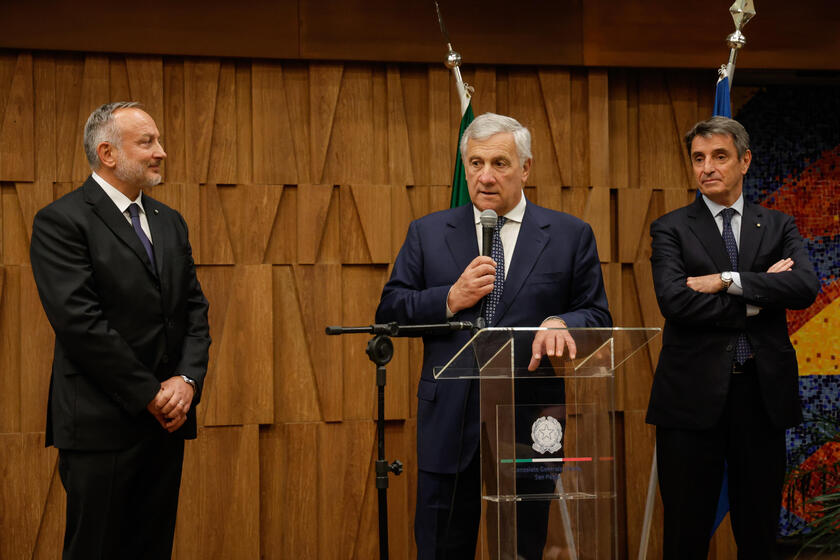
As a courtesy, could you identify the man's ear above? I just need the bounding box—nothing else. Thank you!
[521,158,532,183]
[97,142,117,170]
[740,148,752,175]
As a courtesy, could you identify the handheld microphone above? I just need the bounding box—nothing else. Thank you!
[475,209,498,330]
[479,209,497,258]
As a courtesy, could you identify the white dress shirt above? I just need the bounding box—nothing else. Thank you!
[445,192,527,318]
[701,193,759,316]
[91,172,153,243]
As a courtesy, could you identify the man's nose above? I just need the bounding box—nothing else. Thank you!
[155,141,167,160]
[478,166,495,183]
[702,157,714,174]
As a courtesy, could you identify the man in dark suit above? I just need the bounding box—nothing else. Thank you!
[647,116,819,559]
[376,113,611,559]
[30,102,211,560]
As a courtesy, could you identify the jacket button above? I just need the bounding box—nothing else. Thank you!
[726,344,733,352]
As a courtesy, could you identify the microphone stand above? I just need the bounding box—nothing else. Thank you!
[325,321,474,560]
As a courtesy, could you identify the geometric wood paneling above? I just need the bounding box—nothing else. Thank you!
[201,265,273,427]
[0,53,34,182]
[173,425,260,560]
[0,433,60,560]
[1,51,723,558]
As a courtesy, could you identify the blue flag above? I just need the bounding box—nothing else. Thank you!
[714,75,733,118]
[710,69,732,536]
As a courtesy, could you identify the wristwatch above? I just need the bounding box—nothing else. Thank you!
[720,271,733,290]
[180,375,196,392]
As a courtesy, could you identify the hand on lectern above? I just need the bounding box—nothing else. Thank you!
[528,317,576,371]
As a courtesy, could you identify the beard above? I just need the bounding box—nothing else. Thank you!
[114,151,162,188]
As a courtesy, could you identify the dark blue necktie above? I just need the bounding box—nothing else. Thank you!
[484,216,507,324]
[721,208,753,364]
[128,203,156,270]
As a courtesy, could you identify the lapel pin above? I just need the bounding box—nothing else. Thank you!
[154,209,159,215]
[756,222,761,228]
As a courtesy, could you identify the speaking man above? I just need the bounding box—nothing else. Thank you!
[30,102,211,560]
[376,112,611,559]
[647,116,819,558]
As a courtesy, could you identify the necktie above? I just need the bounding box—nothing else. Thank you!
[484,216,507,324]
[721,208,753,364]
[127,203,156,270]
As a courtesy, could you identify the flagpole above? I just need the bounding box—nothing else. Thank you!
[434,1,475,208]
[722,0,756,87]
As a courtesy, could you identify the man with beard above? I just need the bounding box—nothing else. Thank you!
[30,102,211,560]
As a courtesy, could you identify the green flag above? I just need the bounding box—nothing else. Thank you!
[450,76,474,208]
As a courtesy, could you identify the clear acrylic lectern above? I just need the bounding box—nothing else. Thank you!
[434,327,660,560]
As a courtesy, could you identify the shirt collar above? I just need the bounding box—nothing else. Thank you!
[472,190,527,224]
[91,171,145,214]
[702,192,744,218]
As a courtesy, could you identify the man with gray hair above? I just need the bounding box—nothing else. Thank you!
[647,116,818,558]
[30,102,210,559]
[377,112,611,558]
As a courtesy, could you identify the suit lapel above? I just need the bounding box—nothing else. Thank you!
[444,204,479,276]
[84,178,158,277]
[738,202,764,272]
[493,203,548,325]
[687,197,731,271]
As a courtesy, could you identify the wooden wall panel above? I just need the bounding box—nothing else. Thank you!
[197,183,235,265]
[0,266,21,432]
[0,52,733,558]
[173,425,260,560]
[318,421,376,559]
[508,70,562,186]
[309,63,343,184]
[201,265,273,427]
[293,264,344,421]
[260,423,320,559]
[33,55,56,183]
[0,433,59,560]
[539,69,572,186]
[295,184,333,264]
[183,60,220,185]
[0,53,34,181]
[216,184,283,264]
[251,62,297,186]
[272,267,322,424]
[386,66,415,185]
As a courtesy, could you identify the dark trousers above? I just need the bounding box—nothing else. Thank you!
[58,434,185,560]
[415,451,551,560]
[656,363,787,560]
[416,452,482,560]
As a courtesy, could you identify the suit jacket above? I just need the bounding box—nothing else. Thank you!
[30,176,211,450]
[646,197,819,430]
[376,201,611,473]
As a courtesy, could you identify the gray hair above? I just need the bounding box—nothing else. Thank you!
[459,112,532,165]
[83,101,142,168]
[684,116,750,159]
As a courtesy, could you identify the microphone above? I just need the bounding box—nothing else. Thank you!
[476,209,498,330]
[480,209,497,258]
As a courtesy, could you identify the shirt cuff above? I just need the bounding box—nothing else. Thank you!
[746,304,761,317]
[445,287,455,319]
[727,272,744,295]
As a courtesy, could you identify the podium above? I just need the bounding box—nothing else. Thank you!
[435,327,660,560]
